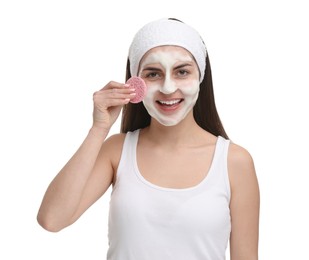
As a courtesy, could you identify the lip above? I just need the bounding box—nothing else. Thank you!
[155,98,184,112]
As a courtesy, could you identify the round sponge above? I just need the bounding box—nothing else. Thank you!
[126,76,147,103]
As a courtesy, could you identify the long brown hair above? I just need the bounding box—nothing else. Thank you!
[120,55,229,139]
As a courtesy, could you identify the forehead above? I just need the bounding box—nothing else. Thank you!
[140,45,194,65]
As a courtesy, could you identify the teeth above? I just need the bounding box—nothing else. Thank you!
[158,99,181,105]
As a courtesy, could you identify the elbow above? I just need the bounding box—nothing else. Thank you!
[37,212,65,233]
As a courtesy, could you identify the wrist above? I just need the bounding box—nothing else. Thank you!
[88,125,110,140]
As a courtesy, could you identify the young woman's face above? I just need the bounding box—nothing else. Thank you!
[138,46,200,126]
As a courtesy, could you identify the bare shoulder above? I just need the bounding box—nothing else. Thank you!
[228,142,254,170]
[227,142,258,191]
[103,133,126,149]
[99,133,126,172]
[100,133,127,161]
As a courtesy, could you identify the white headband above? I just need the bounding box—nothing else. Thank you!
[128,18,207,83]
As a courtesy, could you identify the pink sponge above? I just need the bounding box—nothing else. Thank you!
[126,76,147,103]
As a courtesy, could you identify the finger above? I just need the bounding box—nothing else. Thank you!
[93,90,135,107]
[97,97,130,109]
[100,81,127,91]
[93,89,136,101]
[95,86,135,99]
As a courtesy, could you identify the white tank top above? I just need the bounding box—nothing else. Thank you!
[107,129,231,260]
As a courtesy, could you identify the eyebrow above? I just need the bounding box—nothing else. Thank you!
[142,67,162,71]
[174,63,193,70]
[142,63,193,72]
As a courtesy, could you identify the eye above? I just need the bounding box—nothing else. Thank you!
[142,70,163,81]
[146,72,160,78]
[177,69,189,77]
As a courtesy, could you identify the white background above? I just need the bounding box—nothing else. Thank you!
[1,0,308,259]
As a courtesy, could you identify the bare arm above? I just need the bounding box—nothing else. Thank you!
[228,143,260,260]
[37,81,135,232]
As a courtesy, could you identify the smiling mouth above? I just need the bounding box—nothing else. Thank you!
[156,99,184,106]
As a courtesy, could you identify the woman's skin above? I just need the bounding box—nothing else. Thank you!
[139,46,200,126]
[37,46,259,260]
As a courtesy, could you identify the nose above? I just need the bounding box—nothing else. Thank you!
[160,76,178,94]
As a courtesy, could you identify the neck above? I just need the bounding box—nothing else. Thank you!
[143,112,205,147]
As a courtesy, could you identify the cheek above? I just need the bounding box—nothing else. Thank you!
[179,79,200,96]
[144,82,160,100]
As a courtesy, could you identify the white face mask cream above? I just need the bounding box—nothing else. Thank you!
[138,46,200,126]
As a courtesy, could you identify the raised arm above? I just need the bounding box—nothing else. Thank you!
[37,81,135,232]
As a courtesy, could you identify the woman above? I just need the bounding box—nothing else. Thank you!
[37,18,260,260]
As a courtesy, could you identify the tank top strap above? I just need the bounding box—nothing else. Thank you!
[209,136,231,198]
[115,129,140,182]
